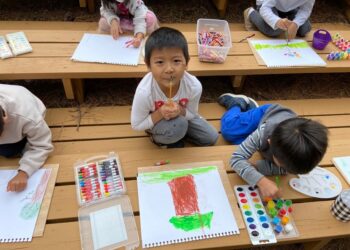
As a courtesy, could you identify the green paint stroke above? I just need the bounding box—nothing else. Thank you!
[139,166,217,184]
[254,41,309,50]
[20,203,40,219]
[169,211,214,231]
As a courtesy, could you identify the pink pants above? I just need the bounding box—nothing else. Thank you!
[98,11,159,35]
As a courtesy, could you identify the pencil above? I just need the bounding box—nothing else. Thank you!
[285,30,289,46]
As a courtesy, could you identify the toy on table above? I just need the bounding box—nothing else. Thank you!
[312,29,331,50]
[74,153,126,206]
[327,33,350,60]
[289,166,342,199]
[196,18,232,63]
[234,185,277,245]
[264,197,299,239]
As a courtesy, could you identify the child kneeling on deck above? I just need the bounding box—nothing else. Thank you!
[244,0,314,40]
[131,27,219,148]
[0,84,53,192]
[218,93,328,198]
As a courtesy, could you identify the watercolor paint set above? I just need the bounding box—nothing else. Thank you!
[74,152,126,206]
[264,198,299,239]
[234,185,277,245]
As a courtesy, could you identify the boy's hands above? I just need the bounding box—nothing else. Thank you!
[7,170,28,192]
[160,101,182,120]
[276,18,298,40]
[257,177,282,199]
[110,19,123,39]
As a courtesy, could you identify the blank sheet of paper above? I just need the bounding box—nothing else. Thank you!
[71,33,141,66]
[0,169,51,242]
[90,205,127,250]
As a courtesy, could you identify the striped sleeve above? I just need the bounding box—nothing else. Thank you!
[230,125,265,186]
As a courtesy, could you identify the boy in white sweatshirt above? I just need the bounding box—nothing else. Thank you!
[0,84,53,192]
[244,0,315,40]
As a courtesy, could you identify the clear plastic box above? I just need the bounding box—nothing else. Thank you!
[78,195,139,250]
[196,18,232,63]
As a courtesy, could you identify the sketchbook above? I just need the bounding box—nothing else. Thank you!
[249,39,326,68]
[137,162,240,248]
[71,33,141,66]
[332,156,350,185]
[0,168,52,243]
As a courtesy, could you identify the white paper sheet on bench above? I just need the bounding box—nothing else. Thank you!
[249,39,326,68]
[71,33,141,66]
[0,168,51,243]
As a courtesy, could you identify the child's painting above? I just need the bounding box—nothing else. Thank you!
[137,165,239,248]
[0,168,51,242]
[249,39,326,67]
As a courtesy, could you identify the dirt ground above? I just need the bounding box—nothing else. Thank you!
[0,0,350,249]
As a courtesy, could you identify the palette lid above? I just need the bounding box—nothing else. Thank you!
[78,195,139,250]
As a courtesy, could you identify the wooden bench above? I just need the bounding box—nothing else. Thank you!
[0,98,349,250]
[0,21,349,103]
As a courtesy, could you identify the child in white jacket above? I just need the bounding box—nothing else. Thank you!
[0,84,53,192]
[244,0,315,40]
[98,0,159,48]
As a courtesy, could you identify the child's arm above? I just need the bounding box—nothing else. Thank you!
[129,1,148,38]
[100,2,120,29]
[292,0,315,30]
[7,120,53,192]
[182,76,202,120]
[259,0,283,30]
[230,129,265,186]
[131,85,155,131]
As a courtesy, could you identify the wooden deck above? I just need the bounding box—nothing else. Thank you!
[0,22,350,102]
[0,98,350,249]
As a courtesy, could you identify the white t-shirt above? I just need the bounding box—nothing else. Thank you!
[131,71,202,131]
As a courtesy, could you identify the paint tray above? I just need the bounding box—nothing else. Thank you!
[78,195,139,250]
[74,152,127,206]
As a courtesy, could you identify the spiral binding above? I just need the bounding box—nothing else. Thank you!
[143,230,239,248]
[0,237,31,243]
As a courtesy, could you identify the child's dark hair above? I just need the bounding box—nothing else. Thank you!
[144,27,190,66]
[0,106,4,136]
[270,117,328,175]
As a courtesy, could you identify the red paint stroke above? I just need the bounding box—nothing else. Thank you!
[31,170,51,202]
[168,175,200,216]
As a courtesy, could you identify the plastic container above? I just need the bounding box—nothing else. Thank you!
[331,189,350,222]
[196,18,232,63]
[74,152,126,206]
[79,195,139,250]
[312,29,331,50]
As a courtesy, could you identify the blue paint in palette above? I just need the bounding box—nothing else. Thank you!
[234,185,276,245]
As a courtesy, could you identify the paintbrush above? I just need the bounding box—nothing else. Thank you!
[285,29,289,47]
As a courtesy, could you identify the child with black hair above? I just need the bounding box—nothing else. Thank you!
[218,93,328,198]
[98,0,159,48]
[0,84,53,192]
[243,0,314,40]
[131,27,218,148]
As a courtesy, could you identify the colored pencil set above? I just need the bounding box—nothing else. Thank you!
[74,155,126,205]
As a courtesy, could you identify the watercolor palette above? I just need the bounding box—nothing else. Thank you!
[74,154,126,206]
[289,167,342,199]
[234,185,276,245]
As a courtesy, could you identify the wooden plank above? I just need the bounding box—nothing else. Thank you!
[46,99,350,127]
[1,54,350,80]
[46,166,349,221]
[1,201,349,250]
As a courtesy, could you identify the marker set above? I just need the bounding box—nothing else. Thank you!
[234,185,277,245]
[74,154,126,206]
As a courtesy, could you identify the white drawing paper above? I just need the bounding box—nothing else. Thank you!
[332,156,350,185]
[71,33,141,66]
[249,39,326,68]
[0,168,51,242]
[137,166,239,248]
